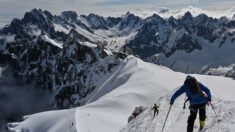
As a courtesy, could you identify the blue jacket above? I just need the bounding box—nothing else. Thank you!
[170,82,211,105]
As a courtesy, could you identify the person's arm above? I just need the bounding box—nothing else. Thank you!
[170,86,186,105]
[199,83,212,101]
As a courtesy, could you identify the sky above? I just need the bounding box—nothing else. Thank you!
[0,0,235,26]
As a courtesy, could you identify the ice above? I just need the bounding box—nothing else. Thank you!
[42,35,63,49]
[80,42,97,48]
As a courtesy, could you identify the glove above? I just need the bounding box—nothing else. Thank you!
[207,97,211,102]
[170,100,174,105]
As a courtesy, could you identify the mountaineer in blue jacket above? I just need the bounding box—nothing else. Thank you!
[170,75,212,132]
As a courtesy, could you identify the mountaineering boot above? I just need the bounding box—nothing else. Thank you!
[199,120,205,130]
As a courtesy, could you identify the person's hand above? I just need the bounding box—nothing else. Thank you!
[170,100,174,105]
[207,97,211,102]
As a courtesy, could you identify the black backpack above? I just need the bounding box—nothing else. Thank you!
[184,77,201,95]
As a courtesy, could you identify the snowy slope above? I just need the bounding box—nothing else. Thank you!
[121,97,235,132]
[8,109,76,132]
[8,56,235,132]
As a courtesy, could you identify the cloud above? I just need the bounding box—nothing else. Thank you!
[0,0,111,17]
[96,0,190,6]
[197,0,235,9]
[96,0,155,6]
[0,0,234,20]
[0,68,53,130]
[0,16,11,27]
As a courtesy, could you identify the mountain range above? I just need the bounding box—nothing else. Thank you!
[1,8,235,108]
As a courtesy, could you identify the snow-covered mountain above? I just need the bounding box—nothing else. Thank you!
[0,9,127,109]
[1,8,235,74]
[1,8,234,77]
[124,11,235,73]
[8,56,235,132]
[0,34,122,109]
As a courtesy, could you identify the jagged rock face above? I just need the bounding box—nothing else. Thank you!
[226,69,235,79]
[118,13,142,31]
[53,40,121,108]
[1,36,122,108]
[125,13,202,58]
[81,13,109,30]
[22,9,54,32]
[106,16,122,28]
[124,12,235,59]
[170,33,200,55]
[200,65,235,79]
[61,11,78,22]
[228,20,235,28]
[0,9,124,109]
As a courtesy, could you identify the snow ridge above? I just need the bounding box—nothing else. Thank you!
[8,56,235,132]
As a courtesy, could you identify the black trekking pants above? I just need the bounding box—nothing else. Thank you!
[153,109,159,117]
[187,103,206,132]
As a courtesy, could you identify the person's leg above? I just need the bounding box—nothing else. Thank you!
[199,108,206,121]
[187,109,198,132]
[199,108,206,129]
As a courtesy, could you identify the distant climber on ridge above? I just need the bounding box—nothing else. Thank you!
[170,75,212,132]
[152,103,159,118]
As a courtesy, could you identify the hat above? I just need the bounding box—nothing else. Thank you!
[186,75,195,80]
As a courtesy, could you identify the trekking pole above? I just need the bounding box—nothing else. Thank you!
[161,105,172,132]
[209,101,218,119]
